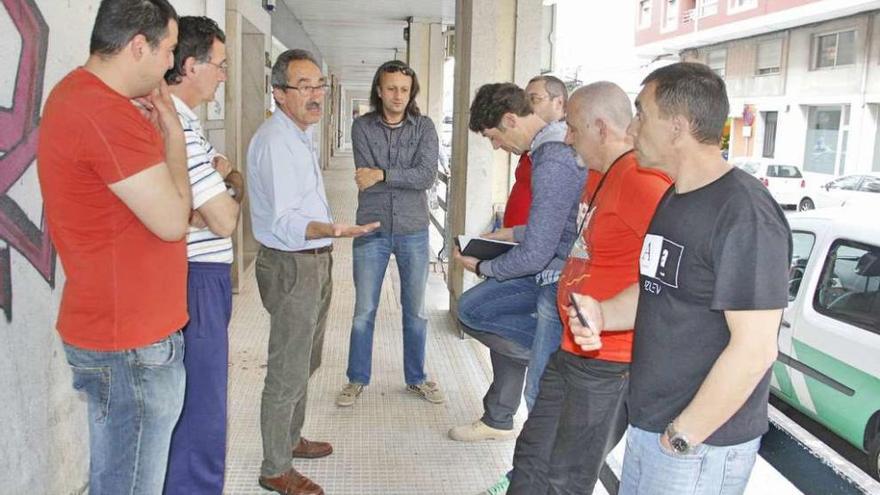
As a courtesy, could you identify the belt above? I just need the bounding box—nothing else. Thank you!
[291,245,333,255]
[261,244,333,256]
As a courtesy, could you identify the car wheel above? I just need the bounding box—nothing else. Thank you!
[798,198,815,211]
[869,435,880,481]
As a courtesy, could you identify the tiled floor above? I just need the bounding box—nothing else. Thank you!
[224,156,522,494]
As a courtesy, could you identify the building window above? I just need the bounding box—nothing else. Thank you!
[697,0,718,17]
[728,0,757,14]
[814,30,856,69]
[707,49,727,78]
[639,0,652,29]
[698,0,718,17]
[663,0,679,31]
[804,105,850,175]
[762,111,778,158]
[873,107,880,172]
[756,39,783,75]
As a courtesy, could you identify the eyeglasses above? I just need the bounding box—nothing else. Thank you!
[277,84,329,95]
[528,94,550,105]
[200,60,229,74]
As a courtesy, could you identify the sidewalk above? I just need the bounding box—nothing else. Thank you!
[223,156,522,494]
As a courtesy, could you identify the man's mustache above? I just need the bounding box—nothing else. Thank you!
[307,102,321,110]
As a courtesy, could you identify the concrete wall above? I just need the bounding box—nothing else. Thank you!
[685,33,788,98]
[786,14,870,100]
[0,1,266,492]
[1,1,91,492]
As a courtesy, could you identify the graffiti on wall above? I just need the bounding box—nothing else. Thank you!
[0,0,55,321]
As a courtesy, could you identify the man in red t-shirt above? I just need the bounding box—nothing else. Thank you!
[37,1,192,493]
[507,82,671,494]
[501,75,567,228]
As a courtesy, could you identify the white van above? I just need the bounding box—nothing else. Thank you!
[773,206,880,480]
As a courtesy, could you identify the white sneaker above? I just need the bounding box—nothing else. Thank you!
[406,380,445,404]
[448,420,516,442]
[336,382,364,407]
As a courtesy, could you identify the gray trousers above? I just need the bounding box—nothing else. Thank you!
[461,325,531,430]
[255,246,332,477]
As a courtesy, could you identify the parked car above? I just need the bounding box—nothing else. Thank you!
[729,158,806,208]
[774,207,880,480]
[797,172,880,211]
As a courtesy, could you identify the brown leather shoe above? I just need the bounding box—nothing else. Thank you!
[258,468,324,495]
[291,437,333,459]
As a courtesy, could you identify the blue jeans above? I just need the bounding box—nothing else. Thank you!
[347,229,430,386]
[64,331,186,495]
[523,282,563,411]
[620,426,761,495]
[457,276,539,349]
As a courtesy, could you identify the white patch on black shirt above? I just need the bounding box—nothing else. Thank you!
[639,234,683,289]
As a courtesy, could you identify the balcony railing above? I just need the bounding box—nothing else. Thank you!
[684,0,719,23]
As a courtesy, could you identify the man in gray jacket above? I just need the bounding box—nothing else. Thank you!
[336,60,442,407]
[451,82,585,474]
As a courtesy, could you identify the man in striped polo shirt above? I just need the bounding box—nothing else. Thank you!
[164,16,243,494]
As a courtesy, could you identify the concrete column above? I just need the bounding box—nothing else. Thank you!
[225,0,271,289]
[513,0,543,88]
[447,0,543,314]
[407,19,446,129]
[324,72,337,165]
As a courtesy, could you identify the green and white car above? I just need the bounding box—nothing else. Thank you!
[773,206,880,480]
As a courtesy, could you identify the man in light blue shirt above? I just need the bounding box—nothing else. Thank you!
[247,48,378,495]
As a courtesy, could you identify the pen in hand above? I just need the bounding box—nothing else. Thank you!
[568,292,604,352]
[569,292,590,329]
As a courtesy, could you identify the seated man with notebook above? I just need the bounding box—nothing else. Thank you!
[451,82,584,451]
[455,235,516,260]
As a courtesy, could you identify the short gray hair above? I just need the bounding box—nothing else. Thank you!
[271,49,319,88]
[641,62,729,145]
[570,81,632,133]
[528,74,568,105]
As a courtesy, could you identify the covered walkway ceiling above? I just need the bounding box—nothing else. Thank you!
[282,0,455,87]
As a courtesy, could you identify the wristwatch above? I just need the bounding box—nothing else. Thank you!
[665,421,694,455]
[475,260,484,278]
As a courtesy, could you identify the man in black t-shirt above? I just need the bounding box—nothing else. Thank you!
[567,62,791,495]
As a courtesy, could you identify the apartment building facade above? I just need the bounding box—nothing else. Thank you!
[635,0,880,179]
